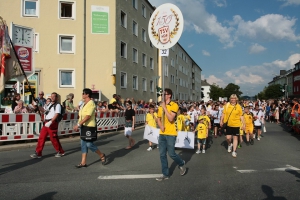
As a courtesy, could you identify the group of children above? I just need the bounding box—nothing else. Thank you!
[145,102,264,153]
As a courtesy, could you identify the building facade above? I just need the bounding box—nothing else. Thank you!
[201,80,211,102]
[0,0,201,105]
[292,61,300,97]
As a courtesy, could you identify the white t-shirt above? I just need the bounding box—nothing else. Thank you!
[194,109,201,120]
[252,109,263,126]
[45,103,61,120]
[187,110,196,123]
[212,110,222,124]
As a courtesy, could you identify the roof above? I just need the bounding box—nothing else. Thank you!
[201,80,211,86]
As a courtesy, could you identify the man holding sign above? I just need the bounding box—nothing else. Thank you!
[156,88,186,181]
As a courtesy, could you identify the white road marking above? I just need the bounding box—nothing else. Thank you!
[237,165,300,173]
[98,174,162,180]
[237,170,257,173]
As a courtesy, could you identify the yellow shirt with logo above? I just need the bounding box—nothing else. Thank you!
[183,115,191,131]
[222,103,243,128]
[243,112,254,127]
[198,115,210,127]
[79,100,96,127]
[146,113,157,128]
[157,101,179,136]
[109,97,117,104]
[196,123,207,139]
[176,114,184,131]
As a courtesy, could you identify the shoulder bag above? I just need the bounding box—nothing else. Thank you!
[80,125,97,141]
[223,103,236,129]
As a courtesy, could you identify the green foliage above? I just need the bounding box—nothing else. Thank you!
[223,83,243,99]
[264,84,284,99]
[209,84,224,101]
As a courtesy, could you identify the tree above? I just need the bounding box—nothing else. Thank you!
[264,84,284,99]
[223,83,243,99]
[209,84,224,101]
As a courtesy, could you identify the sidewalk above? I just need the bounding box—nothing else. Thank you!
[0,126,145,152]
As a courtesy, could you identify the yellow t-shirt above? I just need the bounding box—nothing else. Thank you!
[79,100,96,127]
[223,103,243,127]
[243,112,254,127]
[157,101,179,136]
[198,115,210,127]
[177,114,184,131]
[183,115,191,131]
[109,98,117,104]
[196,123,207,139]
[146,113,157,128]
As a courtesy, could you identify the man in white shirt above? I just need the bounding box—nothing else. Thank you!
[30,92,65,159]
[252,104,264,141]
[212,104,222,137]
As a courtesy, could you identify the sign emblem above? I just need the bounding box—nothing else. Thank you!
[86,131,91,137]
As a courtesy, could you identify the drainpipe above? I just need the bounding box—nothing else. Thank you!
[83,0,86,88]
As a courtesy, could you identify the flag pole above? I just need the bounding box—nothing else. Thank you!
[0,17,42,117]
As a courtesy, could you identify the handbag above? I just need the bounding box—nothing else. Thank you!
[223,103,236,129]
[80,125,97,141]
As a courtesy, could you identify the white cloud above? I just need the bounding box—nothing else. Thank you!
[202,50,211,56]
[281,0,300,6]
[249,43,266,54]
[188,44,194,48]
[203,75,226,87]
[213,0,227,7]
[235,14,300,41]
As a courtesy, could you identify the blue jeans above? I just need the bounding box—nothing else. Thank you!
[81,139,98,153]
[158,135,185,177]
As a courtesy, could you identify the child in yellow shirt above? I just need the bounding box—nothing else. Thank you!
[194,117,208,154]
[198,107,211,135]
[182,108,191,131]
[145,104,157,151]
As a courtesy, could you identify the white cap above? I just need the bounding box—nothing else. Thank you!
[249,103,253,106]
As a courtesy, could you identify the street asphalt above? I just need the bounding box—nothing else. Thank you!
[0,123,300,200]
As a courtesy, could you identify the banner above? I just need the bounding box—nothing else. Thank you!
[175,131,195,149]
[91,6,109,34]
[0,24,11,93]
[143,125,159,144]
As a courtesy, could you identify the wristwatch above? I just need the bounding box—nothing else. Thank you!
[77,123,81,127]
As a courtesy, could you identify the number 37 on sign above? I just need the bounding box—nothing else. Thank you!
[159,49,169,57]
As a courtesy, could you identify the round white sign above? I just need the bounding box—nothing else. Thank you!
[148,3,184,50]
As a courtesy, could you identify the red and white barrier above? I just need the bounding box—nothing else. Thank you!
[0,110,146,142]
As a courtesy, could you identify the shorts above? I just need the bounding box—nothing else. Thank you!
[214,123,220,128]
[244,126,254,134]
[255,126,261,130]
[124,121,133,136]
[197,138,206,145]
[225,126,240,136]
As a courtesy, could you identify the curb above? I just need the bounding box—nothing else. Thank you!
[0,126,145,152]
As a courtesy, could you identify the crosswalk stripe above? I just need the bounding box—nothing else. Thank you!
[98,174,162,180]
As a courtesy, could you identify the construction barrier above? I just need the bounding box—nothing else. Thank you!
[0,110,146,142]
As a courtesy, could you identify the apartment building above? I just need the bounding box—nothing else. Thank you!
[0,0,201,106]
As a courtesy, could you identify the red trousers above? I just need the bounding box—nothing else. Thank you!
[35,121,64,156]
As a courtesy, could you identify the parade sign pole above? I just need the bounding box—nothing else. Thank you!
[148,3,184,126]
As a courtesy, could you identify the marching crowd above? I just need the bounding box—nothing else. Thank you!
[7,88,300,181]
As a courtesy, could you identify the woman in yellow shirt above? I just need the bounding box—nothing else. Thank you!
[220,94,245,158]
[145,104,157,151]
[73,88,106,168]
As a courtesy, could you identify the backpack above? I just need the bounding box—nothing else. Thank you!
[47,103,65,122]
[62,99,67,108]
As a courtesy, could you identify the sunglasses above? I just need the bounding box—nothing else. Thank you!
[39,94,43,95]
[164,93,169,96]
[82,93,86,95]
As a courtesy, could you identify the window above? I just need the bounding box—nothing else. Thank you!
[176,70,178,77]
[150,80,154,92]
[176,55,178,63]
[142,4,146,18]
[59,69,75,88]
[133,21,138,36]
[132,0,138,9]
[133,48,138,63]
[150,41,153,47]
[121,72,127,88]
[150,58,154,69]
[142,78,147,91]
[171,58,174,67]
[59,1,75,19]
[33,33,39,52]
[59,35,75,54]
[121,11,127,28]
[142,29,146,42]
[121,41,127,58]
[165,64,169,77]
[22,0,39,17]
[133,75,138,90]
[142,53,146,67]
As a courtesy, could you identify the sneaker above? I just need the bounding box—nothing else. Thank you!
[30,153,41,159]
[147,147,153,151]
[253,135,256,139]
[238,144,242,148]
[227,143,233,153]
[232,151,237,158]
[196,149,201,154]
[202,150,205,154]
[179,161,187,176]
[257,137,260,141]
[55,152,65,158]
[250,139,254,145]
[156,175,169,181]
